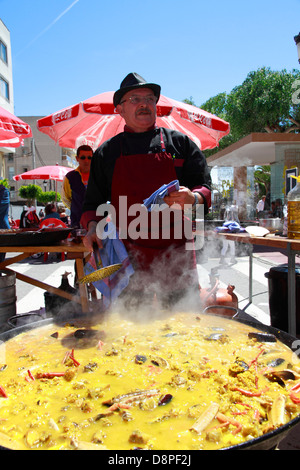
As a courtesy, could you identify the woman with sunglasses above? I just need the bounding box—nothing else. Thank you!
[62,145,93,227]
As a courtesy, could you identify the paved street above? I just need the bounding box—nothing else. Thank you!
[2,241,291,327]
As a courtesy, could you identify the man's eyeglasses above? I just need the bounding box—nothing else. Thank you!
[79,156,92,160]
[120,96,156,106]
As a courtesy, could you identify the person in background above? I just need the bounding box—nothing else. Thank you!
[62,145,93,228]
[43,203,61,220]
[0,183,10,262]
[20,205,39,228]
[273,198,283,218]
[81,73,211,309]
[256,195,266,218]
[57,204,69,225]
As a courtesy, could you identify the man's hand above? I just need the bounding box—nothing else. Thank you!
[163,186,203,210]
[82,221,103,252]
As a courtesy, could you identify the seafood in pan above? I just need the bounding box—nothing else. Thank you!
[0,312,300,450]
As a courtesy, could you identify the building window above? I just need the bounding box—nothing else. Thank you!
[0,40,7,64]
[0,76,9,100]
[8,166,14,180]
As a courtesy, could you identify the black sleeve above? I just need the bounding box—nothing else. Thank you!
[162,128,211,191]
[180,137,212,192]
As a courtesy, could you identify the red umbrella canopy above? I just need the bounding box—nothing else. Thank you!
[0,106,32,148]
[13,165,71,182]
[37,92,230,151]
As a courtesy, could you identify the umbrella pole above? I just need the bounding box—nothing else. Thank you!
[31,139,37,207]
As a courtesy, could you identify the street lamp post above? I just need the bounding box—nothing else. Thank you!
[294,33,300,64]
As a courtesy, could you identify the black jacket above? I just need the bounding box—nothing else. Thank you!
[81,127,211,228]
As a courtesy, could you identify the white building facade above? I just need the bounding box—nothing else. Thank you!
[0,19,14,180]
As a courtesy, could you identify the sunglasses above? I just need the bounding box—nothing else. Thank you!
[79,156,92,160]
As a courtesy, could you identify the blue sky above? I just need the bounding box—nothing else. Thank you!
[1,0,299,117]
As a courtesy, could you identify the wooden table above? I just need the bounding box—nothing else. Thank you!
[0,240,90,313]
[211,232,300,336]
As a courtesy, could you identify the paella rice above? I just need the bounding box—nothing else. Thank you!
[0,312,300,450]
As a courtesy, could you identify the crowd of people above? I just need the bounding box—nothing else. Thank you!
[18,203,70,229]
[256,195,283,219]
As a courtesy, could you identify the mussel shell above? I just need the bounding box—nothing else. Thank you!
[248,332,277,343]
[235,359,249,372]
[204,333,225,341]
[135,355,147,364]
[158,394,173,406]
[74,329,98,339]
[264,369,296,387]
[267,358,285,368]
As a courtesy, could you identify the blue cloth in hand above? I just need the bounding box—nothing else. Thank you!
[143,180,180,211]
[84,221,134,309]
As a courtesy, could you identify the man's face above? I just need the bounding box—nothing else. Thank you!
[76,149,93,173]
[116,88,157,133]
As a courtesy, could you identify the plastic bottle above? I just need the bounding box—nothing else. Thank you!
[282,204,288,236]
[224,203,240,223]
[287,175,300,239]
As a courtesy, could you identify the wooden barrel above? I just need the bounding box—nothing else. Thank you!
[0,270,16,326]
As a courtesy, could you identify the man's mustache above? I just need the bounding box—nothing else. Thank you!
[136,108,151,115]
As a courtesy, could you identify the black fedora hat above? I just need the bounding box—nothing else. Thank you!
[113,73,161,107]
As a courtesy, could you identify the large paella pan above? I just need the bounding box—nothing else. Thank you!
[0,309,300,451]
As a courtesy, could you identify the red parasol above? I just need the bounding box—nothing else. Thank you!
[13,165,72,204]
[13,165,71,182]
[0,106,32,148]
[37,92,230,151]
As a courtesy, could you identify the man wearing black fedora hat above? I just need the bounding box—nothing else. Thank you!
[81,72,211,309]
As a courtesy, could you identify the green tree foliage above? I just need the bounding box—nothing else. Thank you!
[225,67,300,136]
[19,184,61,205]
[197,67,300,157]
[254,165,271,196]
[38,191,61,204]
[0,178,10,189]
[19,184,43,203]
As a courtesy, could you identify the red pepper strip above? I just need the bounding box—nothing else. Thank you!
[107,403,132,412]
[290,392,300,404]
[147,365,162,375]
[248,349,265,371]
[0,385,8,398]
[62,351,71,364]
[290,382,300,392]
[27,370,35,381]
[253,409,261,421]
[36,372,65,379]
[232,387,262,397]
[289,383,300,404]
[217,412,242,435]
[209,422,230,432]
[70,349,80,367]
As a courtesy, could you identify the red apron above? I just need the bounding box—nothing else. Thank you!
[110,131,198,294]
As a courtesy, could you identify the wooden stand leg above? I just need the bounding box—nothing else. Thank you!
[75,258,89,313]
